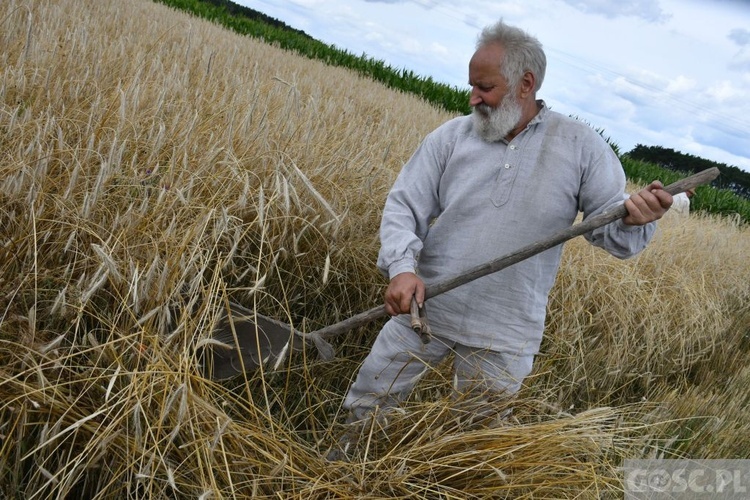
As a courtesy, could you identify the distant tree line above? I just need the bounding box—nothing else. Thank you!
[625,145,750,199]
[199,0,314,40]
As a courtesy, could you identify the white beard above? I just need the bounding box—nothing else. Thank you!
[472,96,523,142]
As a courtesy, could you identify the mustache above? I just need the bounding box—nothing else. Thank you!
[474,103,493,116]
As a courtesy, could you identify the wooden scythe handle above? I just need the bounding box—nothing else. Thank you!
[312,167,720,339]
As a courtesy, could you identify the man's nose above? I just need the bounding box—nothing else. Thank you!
[469,89,482,107]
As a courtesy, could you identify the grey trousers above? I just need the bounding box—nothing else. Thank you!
[343,318,534,421]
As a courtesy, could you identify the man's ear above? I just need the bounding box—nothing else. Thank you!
[519,71,536,98]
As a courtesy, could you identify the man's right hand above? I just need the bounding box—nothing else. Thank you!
[384,272,425,316]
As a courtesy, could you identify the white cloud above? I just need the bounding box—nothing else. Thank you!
[728,28,750,46]
[665,75,696,94]
[706,80,744,103]
[729,47,750,71]
[429,42,450,58]
[559,0,670,22]
[608,74,657,107]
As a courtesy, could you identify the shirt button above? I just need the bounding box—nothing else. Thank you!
[504,164,511,169]
[510,145,516,150]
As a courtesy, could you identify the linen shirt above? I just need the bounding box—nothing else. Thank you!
[377,102,656,356]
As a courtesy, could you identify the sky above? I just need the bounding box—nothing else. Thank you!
[236,0,750,172]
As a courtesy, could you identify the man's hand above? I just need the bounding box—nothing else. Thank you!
[622,181,673,225]
[384,272,425,316]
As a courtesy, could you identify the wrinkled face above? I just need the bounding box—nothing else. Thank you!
[469,43,523,142]
[468,43,510,111]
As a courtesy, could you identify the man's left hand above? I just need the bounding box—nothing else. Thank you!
[622,181,673,225]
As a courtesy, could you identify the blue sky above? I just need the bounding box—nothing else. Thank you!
[237,0,750,172]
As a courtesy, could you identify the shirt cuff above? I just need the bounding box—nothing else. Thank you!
[615,218,645,232]
[388,259,417,280]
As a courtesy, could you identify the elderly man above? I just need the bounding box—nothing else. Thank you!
[328,19,673,460]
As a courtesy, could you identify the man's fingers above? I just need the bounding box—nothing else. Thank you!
[384,298,397,316]
[623,197,643,224]
[384,272,425,316]
[653,188,673,208]
[400,294,414,315]
[414,288,425,307]
[645,181,674,209]
[385,294,412,316]
[623,181,676,225]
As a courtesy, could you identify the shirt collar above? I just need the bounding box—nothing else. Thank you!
[528,99,548,127]
[500,99,547,144]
